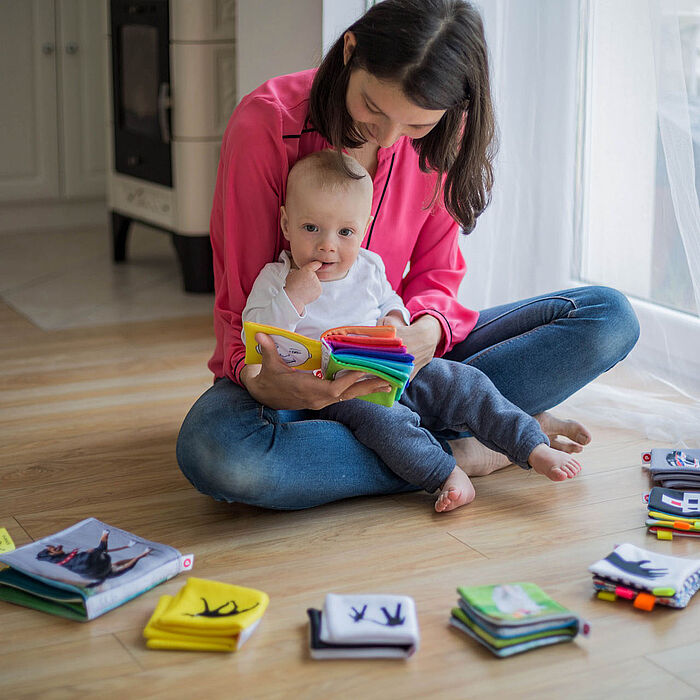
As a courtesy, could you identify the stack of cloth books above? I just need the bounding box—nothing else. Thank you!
[646,486,700,540]
[143,577,269,652]
[320,326,414,406]
[307,593,420,659]
[643,449,700,488]
[449,583,586,658]
[589,543,700,611]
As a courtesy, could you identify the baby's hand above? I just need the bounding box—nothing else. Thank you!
[284,261,323,314]
[377,310,407,327]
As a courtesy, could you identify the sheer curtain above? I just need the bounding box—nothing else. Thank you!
[461,0,700,444]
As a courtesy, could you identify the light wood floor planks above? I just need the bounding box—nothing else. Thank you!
[1,299,699,699]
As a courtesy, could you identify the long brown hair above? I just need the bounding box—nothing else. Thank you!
[309,0,497,233]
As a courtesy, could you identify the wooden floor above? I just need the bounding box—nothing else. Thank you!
[2,298,700,700]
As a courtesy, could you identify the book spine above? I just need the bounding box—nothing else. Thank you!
[86,556,183,619]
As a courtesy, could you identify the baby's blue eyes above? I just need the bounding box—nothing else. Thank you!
[301,225,354,237]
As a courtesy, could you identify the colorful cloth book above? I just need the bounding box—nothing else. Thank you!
[244,321,414,406]
[0,518,192,621]
[589,543,700,610]
[449,583,585,658]
[143,577,269,652]
[645,487,700,540]
[308,593,419,659]
[643,449,700,489]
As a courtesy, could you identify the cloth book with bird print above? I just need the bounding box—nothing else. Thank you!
[0,518,192,621]
[308,593,419,659]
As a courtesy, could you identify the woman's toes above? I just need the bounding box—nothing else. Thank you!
[550,438,583,454]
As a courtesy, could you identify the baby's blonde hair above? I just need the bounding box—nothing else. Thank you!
[286,151,373,210]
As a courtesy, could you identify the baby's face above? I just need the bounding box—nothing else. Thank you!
[281,181,372,282]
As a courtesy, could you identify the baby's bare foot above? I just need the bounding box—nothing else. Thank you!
[435,466,476,513]
[534,412,591,453]
[528,443,582,481]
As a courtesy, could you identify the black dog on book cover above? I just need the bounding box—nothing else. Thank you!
[36,529,152,586]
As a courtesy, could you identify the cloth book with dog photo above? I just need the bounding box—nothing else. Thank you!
[589,543,700,610]
[646,487,700,540]
[449,583,586,658]
[642,449,700,489]
[307,593,420,659]
[0,518,192,621]
[243,321,414,406]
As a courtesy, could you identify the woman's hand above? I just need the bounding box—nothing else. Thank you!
[240,333,393,410]
[378,314,443,378]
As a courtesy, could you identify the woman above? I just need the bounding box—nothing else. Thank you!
[176,0,639,509]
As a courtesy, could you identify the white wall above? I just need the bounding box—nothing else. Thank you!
[235,0,366,103]
[235,0,323,102]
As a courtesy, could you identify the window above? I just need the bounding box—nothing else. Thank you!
[575,0,700,317]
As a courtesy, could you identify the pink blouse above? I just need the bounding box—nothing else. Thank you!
[208,69,478,383]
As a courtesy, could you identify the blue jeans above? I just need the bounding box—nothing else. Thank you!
[176,286,639,509]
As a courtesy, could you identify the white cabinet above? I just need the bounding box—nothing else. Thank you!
[0,0,106,204]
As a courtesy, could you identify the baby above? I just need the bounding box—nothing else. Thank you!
[242,150,581,512]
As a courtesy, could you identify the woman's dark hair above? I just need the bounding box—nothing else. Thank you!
[309,0,496,233]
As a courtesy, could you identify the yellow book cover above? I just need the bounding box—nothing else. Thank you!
[244,321,322,371]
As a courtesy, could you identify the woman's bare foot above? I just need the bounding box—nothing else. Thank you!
[447,438,512,477]
[534,412,591,453]
[528,443,582,481]
[447,412,591,477]
[435,466,476,513]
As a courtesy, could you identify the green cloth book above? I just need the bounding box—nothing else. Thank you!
[450,583,586,658]
[0,518,192,621]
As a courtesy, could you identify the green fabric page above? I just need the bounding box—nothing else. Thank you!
[451,607,576,648]
[457,583,572,626]
[324,356,403,406]
[0,583,87,621]
[331,353,412,381]
[450,615,575,658]
[327,354,409,384]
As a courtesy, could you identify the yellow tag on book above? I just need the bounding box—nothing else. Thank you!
[0,528,15,554]
[244,321,322,371]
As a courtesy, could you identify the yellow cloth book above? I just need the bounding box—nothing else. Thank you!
[143,578,269,652]
[144,595,239,652]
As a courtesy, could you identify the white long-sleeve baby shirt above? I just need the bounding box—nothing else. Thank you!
[241,249,410,342]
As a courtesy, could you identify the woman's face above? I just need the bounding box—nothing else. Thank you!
[343,32,446,149]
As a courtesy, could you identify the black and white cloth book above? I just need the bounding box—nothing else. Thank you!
[308,593,420,659]
[589,543,700,608]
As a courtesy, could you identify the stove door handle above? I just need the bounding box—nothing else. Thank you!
[158,82,171,144]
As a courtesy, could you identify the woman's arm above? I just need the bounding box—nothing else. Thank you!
[397,203,479,359]
[211,95,289,384]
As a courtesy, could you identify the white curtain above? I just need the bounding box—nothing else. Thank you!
[461,0,700,445]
